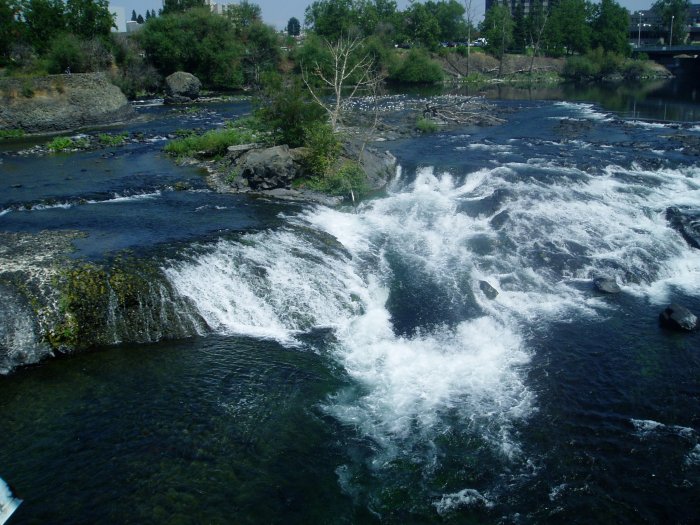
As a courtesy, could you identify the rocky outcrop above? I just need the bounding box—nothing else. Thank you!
[666,206,700,250]
[0,73,134,133]
[659,304,698,332]
[164,71,202,104]
[233,145,307,191]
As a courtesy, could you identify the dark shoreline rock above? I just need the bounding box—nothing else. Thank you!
[0,73,134,133]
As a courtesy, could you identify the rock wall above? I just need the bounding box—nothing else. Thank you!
[0,73,134,133]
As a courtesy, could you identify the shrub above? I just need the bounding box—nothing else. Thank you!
[47,136,75,151]
[303,121,341,177]
[416,117,439,133]
[388,49,443,84]
[295,161,369,198]
[563,55,599,81]
[97,132,128,146]
[254,73,325,148]
[46,33,86,74]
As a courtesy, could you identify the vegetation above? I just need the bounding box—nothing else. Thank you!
[388,49,443,83]
[164,125,258,157]
[563,49,651,81]
[0,129,25,139]
[416,117,439,133]
[47,135,90,151]
[97,132,128,146]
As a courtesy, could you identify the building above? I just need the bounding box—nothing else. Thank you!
[485,0,550,16]
[629,4,700,46]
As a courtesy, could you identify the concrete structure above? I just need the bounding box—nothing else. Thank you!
[485,0,550,16]
[630,4,700,46]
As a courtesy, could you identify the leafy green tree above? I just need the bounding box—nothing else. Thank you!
[65,0,115,39]
[138,8,244,88]
[590,0,630,55]
[145,10,151,20]
[305,0,359,40]
[286,16,300,36]
[403,1,441,48]
[512,1,526,52]
[652,0,690,44]
[131,9,136,20]
[21,0,66,53]
[241,22,280,86]
[136,13,143,23]
[482,2,513,65]
[430,0,467,42]
[162,0,204,15]
[546,0,591,55]
[0,0,22,62]
[225,0,261,33]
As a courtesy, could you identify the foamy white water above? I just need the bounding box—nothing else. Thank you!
[163,146,698,485]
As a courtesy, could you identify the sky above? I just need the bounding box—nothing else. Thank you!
[112,0,654,32]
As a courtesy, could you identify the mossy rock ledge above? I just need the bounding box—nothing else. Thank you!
[0,73,135,133]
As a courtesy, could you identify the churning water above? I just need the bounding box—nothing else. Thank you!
[1,95,699,523]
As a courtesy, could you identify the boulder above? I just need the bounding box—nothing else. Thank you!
[164,72,202,104]
[659,303,698,332]
[236,145,304,190]
[479,280,499,300]
[593,277,621,294]
[0,73,134,133]
[666,207,700,250]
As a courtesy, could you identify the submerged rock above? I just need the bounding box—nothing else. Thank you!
[659,303,698,332]
[479,280,499,300]
[666,206,700,250]
[164,71,202,104]
[593,277,621,294]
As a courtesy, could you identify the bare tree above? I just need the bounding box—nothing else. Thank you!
[527,1,549,77]
[301,35,380,132]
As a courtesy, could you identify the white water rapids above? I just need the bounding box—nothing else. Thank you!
[164,146,700,479]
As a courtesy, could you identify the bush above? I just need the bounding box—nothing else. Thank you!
[46,33,86,74]
[295,161,369,197]
[254,73,325,148]
[622,59,650,79]
[562,55,599,81]
[303,121,341,176]
[416,117,439,133]
[388,49,443,84]
[47,136,89,151]
[97,132,128,146]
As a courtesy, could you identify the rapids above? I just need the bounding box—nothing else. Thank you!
[1,88,699,523]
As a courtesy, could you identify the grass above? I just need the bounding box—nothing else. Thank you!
[0,129,25,139]
[47,136,90,152]
[164,120,259,158]
[97,132,129,147]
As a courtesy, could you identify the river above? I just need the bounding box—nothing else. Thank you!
[0,80,699,524]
